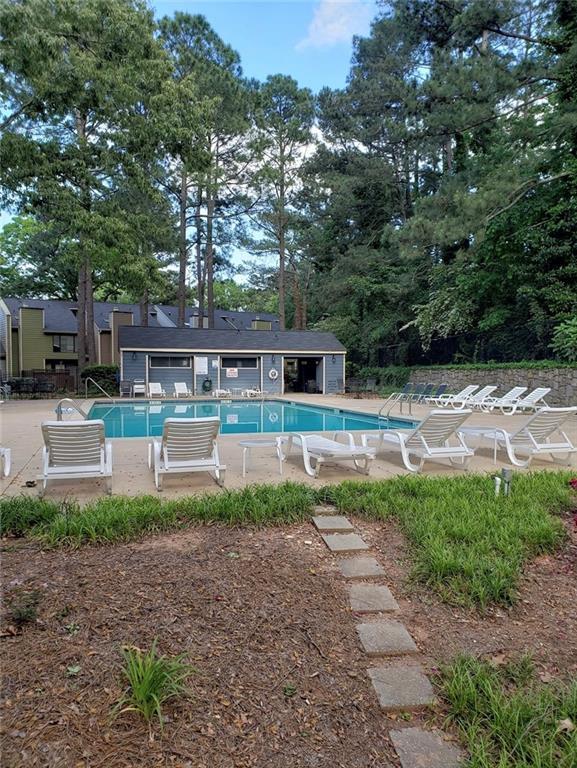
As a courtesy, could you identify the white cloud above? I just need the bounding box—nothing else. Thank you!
[297,0,374,51]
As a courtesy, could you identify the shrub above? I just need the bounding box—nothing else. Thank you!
[80,364,119,395]
[551,318,577,362]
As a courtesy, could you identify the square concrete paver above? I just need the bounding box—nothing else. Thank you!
[390,727,463,767]
[368,666,437,711]
[356,620,417,655]
[339,556,386,579]
[313,515,354,533]
[348,583,399,613]
[321,533,369,553]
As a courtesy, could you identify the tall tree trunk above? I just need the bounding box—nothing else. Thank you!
[194,186,205,323]
[140,285,149,327]
[205,190,215,329]
[177,166,188,328]
[85,256,96,364]
[77,261,87,379]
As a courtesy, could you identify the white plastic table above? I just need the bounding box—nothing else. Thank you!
[239,437,286,477]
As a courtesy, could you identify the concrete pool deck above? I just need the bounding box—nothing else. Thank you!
[1,394,575,502]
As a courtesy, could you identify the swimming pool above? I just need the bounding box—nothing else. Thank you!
[87,399,415,438]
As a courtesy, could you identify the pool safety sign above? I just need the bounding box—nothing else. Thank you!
[195,356,208,375]
[226,368,238,378]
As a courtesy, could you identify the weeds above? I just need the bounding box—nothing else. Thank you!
[437,655,577,768]
[7,589,42,626]
[0,496,62,536]
[115,641,194,728]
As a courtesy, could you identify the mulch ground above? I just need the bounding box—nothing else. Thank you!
[2,510,576,768]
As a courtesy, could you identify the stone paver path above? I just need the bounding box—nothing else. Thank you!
[311,507,464,765]
[348,583,399,613]
[389,727,463,767]
[339,556,385,579]
[356,620,418,656]
[321,532,369,553]
[313,515,354,533]
[368,667,437,712]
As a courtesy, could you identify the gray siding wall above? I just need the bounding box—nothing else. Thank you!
[220,356,261,391]
[262,354,282,394]
[148,365,193,394]
[122,352,147,381]
[323,354,345,394]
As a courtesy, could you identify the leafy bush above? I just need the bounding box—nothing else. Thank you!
[438,655,577,768]
[80,364,119,395]
[357,365,411,388]
[551,318,577,362]
[115,641,194,728]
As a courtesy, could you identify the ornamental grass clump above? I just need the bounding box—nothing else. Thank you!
[115,641,194,730]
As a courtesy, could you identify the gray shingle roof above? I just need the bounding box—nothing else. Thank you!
[119,326,346,353]
[3,298,278,332]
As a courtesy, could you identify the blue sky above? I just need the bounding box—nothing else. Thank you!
[152,0,379,91]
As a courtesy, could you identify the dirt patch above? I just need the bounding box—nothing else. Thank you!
[1,526,400,768]
[356,511,577,681]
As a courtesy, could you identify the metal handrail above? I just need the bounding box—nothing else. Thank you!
[55,398,87,420]
[84,377,113,400]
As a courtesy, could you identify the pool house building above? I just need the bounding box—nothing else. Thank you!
[119,327,346,396]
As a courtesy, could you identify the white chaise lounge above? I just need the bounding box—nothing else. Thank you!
[148,417,226,489]
[432,385,479,408]
[479,386,528,414]
[0,446,11,477]
[460,385,498,409]
[281,433,375,478]
[174,382,192,398]
[458,406,577,467]
[39,420,112,497]
[148,383,166,398]
[502,386,551,414]
[362,409,474,473]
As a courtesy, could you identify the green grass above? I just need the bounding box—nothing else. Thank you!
[319,472,570,607]
[115,641,194,728]
[437,656,577,768]
[1,472,573,609]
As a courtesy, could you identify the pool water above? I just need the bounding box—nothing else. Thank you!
[87,399,414,438]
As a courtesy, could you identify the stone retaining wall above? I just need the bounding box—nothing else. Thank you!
[408,367,577,406]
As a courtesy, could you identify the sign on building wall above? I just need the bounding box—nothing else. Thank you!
[195,356,208,375]
[226,368,238,378]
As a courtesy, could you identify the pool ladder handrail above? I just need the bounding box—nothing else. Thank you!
[84,377,113,400]
[55,398,88,421]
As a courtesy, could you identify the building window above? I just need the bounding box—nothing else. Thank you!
[221,357,258,369]
[251,320,272,331]
[149,356,192,368]
[52,335,76,353]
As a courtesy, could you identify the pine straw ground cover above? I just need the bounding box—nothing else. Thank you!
[1,471,576,766]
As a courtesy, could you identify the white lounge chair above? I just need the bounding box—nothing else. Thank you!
[460,385,498,409]
[0,446,11,477]
[501,386,551,414]
[478,386,528,414]
[148,382,166,398]
[133,380,146,396]
[458,406,577,467]
[174,382,192,398]
[281,432,376,478]
[362,409,474,473]
[212,388,232,398]
[148,417,226,490]
[242,388,262,398]
[39,420,112,497]
[432,385,479,408]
